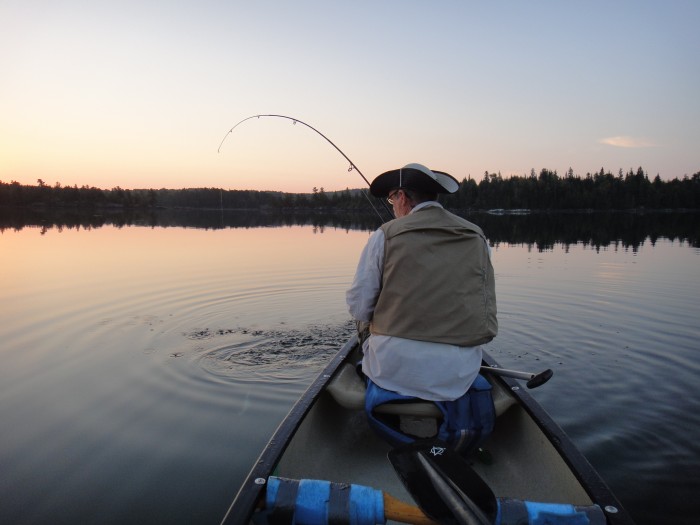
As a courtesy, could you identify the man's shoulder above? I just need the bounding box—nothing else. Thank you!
[379,215,403,235]
[397,206,484,233]
[381,206,487,240]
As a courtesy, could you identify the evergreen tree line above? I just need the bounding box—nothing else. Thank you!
[442,167,700,210]
[2,167,699,211]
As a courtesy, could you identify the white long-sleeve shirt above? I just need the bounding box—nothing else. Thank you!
[346,202,483,401]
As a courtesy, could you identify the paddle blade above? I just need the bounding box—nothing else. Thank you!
[388,440,497,525]
[526,369,553,389]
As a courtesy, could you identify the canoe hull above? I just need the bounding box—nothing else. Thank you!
[220,337,634,524]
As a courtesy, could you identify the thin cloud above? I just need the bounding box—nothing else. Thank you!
[599,136,657,148]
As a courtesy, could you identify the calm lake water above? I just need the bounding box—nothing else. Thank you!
[1,210,699,525]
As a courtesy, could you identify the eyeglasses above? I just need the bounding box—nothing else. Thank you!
[387,189,401,205]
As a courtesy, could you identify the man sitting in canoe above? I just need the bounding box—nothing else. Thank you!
[346,163,498,452]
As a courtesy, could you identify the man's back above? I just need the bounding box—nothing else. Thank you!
[372,205,497,347]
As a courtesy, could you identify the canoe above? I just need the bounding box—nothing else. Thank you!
[220,335,635,525]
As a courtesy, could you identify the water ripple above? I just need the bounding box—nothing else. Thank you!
[192,323,355,382]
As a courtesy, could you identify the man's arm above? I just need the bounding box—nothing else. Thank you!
[346,228,385,323]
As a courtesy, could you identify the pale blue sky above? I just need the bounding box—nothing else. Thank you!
[2,1,698,192]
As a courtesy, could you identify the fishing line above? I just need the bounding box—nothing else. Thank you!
[218,114,393,221]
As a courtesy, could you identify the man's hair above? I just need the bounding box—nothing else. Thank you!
[404,188,438,204]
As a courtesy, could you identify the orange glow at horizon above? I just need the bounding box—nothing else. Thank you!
[2,3,697,195]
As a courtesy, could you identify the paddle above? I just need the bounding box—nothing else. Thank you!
[480,365,553,389]
[389,440,607,525]
[263,475,438,525]
[388,441,496,525]
[384,492,440,525]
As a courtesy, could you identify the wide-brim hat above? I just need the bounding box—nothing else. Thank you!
[369,163,460,198]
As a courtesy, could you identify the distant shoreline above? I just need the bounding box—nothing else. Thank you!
[3,170,699,212]
[2,203,698,214]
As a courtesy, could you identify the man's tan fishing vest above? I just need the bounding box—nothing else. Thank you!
[371,206,497,347]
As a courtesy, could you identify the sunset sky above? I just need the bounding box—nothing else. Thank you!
[2,1,698,193]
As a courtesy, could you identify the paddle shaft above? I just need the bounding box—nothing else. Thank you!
[261,492,437,525]
[262,476,438,525]
[385,493,439,525]
[480,365,553,388]
[481,366,533,380]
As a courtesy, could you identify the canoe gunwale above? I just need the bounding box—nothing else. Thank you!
[480,353,635,525]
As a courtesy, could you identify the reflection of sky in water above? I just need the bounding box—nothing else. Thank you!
[0,223,698,524]
[0,224,368,333]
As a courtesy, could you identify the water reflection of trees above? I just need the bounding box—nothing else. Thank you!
[1,207,698,250]
[0,207,383,234]
[466,211,700,251]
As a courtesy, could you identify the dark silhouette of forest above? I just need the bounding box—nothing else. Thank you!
[1,166,699,212]
[2,205,697,251]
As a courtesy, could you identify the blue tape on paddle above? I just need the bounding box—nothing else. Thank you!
[266,477,385,525]
[498,498,606,525]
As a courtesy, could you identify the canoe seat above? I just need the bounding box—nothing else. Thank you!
[326,363,516,418]
[326,363,442,416]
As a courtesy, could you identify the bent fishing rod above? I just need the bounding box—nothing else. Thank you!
[218,114,393,221]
